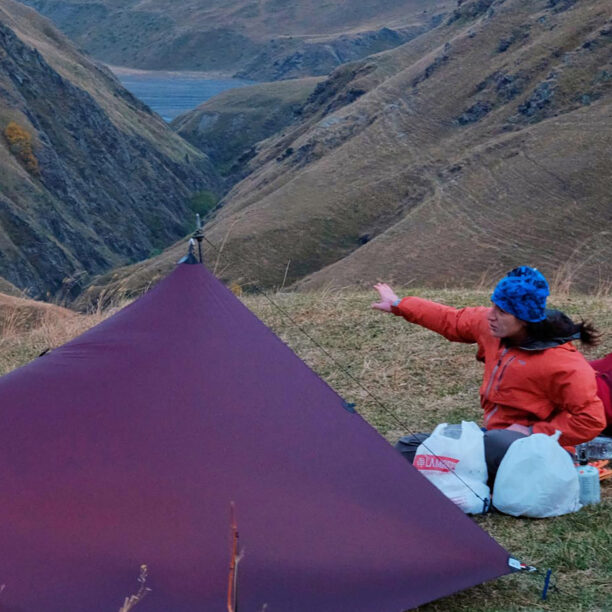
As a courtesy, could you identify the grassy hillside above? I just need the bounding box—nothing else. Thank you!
[0,0,219,298]
[0,290,73,336]
[84,0,611,301]
[172,77,324,182]
[2,283,611,610]
[215,0,611,294]
[18,0,451,79]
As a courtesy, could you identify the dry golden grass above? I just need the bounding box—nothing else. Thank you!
[0,294,125,376]
[0,293,72,330]
[1,286,611,611]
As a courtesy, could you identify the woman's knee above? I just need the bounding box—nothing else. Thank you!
[483,429,527,481]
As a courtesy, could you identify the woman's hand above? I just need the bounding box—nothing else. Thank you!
[371,283,400,312]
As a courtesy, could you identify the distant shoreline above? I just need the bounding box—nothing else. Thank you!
[106,64,240,80]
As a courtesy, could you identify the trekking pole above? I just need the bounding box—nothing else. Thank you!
[193,213,204,263]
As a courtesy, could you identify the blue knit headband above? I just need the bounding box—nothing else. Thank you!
[491,266,549,323]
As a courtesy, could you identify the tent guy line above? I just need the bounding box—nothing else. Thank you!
[199,232,489,509]
[193,238,554,592]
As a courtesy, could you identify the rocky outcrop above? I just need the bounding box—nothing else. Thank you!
[233,26,433,81]
[0,0,219,298]
[447,0,498,24]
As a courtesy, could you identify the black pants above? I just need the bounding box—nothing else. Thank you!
[395,429,527,487]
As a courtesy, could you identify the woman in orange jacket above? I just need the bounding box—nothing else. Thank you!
[372,266,606,481]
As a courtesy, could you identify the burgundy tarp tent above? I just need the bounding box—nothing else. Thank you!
[0,260,514,611]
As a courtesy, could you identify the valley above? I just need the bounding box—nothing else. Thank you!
[79,0,612,303]
[0,0,610,302]
[0,4,610,611]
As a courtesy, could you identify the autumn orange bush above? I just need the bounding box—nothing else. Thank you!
[3,121,39,174]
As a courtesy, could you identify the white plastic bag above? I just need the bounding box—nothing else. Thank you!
[414,421,490,514]
[493,431,581,517]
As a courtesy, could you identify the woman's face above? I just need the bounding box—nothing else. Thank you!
[487,303,527,340]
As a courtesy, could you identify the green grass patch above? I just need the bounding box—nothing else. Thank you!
[189,189,219,218]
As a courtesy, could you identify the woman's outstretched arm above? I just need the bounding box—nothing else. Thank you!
[371,283,487,344]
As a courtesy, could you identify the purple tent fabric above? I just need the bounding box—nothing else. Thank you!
[0,262,513,611]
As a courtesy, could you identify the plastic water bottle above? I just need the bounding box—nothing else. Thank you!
[575,436,612,460]
[576,448,600,505]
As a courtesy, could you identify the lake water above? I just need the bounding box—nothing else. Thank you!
[112,69,256,122]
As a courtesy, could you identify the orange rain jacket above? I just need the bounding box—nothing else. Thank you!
[392,297,606,449]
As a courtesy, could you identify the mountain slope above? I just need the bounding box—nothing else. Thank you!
[0,0,219,297]
[171,77,324,182]
[205,0,612,293]
[81,0,612,299]
[17,0,452,79]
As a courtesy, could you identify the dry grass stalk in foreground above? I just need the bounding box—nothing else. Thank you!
[118,565,151,612]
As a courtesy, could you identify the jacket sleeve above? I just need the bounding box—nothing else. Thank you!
[391,297,487,344]
[531,359,607,446]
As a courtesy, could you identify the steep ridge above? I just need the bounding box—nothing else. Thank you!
[79,0,612,301]
[17,0,452,79]
[0,0,219,297]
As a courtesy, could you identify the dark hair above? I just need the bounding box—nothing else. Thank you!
[526,310,601,347]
